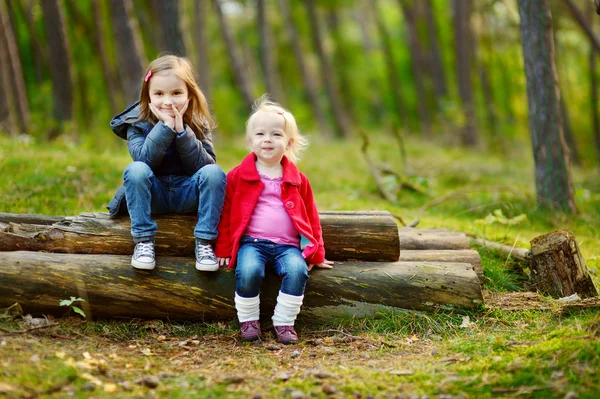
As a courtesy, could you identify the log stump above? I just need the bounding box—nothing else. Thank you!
[529,230,597,298]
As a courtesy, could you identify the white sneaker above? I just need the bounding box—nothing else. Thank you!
[131,241,155,270]
[195,239,218,271]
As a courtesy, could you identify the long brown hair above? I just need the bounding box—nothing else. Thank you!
[138,55,215,139]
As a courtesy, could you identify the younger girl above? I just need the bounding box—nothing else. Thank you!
[107,55,226,272]
[215,96,333,344]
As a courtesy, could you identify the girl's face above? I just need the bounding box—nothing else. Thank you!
[248,111,292,166]
[148,71,189,118]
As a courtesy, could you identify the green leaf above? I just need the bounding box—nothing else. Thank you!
[59,299,72,307]
[72,306,86,318]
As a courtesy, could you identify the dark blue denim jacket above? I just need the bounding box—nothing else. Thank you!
[107,101,217,216]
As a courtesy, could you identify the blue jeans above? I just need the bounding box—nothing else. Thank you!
[123,161,226,243]
[235,237,309,298]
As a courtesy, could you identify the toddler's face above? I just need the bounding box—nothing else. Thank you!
[148,71,189,117]
[248,112,291,166]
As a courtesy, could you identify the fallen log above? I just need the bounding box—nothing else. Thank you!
[0,251,483,321]
[400,249,482,283]
[529,230,597,299]
[0,210,400,262]
[399,228,469,250]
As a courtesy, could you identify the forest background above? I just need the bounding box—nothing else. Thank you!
[2,1,600,397]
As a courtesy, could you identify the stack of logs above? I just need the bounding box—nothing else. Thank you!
[0,211,483,322]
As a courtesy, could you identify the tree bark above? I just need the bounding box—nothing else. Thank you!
[212,0,255,111]
[529,230,597,299]
[423,0,447,101]
[0,0,30,134]
[257,0,283,103]
[0,211,400,262]
[452,0,478,146]
[155,0,186,56]
[374,0,407,125]
[517,0,577,213]
[13,0,46,85]
[194,0,212,105]
[305,0,351,138]
[92,0,121,114]
[0,251,483,321]
[41,0,74,133]
[278,0,330,136]
[400,249,482,283]
[588,2,600,163]
[398,0,431,137]
[109,0,146,105]
[399,228,469,250]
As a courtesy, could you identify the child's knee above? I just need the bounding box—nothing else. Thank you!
[124,161,152,182]
[199,164,225,185]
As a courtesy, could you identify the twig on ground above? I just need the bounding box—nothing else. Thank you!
[0,323,58,336]
[419,185,525,213]
[467,233,531,262]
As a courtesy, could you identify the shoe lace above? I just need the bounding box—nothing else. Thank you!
[135,242,154,258]
[241,321,259,333]
[197,243,216,260]
[276,326,296,336]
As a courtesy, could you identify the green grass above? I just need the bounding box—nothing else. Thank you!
[1,133,599,398]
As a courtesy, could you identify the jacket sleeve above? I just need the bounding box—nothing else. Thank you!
[175,127,217,175]
[127,122,176,169]
[300,175,326,264]
[215,170,236,258]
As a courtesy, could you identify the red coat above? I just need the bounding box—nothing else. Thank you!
[215,153,325,269]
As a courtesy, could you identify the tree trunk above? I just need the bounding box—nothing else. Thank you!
[305,0,351,138]
[326,8,355,119]
[92,0,120,114]
[257,0,283,103]
[278,0,330,136]
[194,0,212,105]
[41,0,74,134]
[398,0,431,137]
[423,0,447,102]
[0,4,17,135]
[0,211,400,262]
[13,0,46,85]
[517,0,577,213]
[400,249,482,283]
[399,228,469,250]
[529,230,597,299]
[213,0,255,111]
[0,251,483,321]
[0,0,30,134]
[588,2,600,163]
[155,0,186,56]
[452,0,478,146]
[374,0,407,125]
[109,0,145,104]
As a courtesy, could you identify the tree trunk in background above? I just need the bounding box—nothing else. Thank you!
[41,0,73,136]
[353,3,385,123]
[559,97,579,166]
[91,0,120,114]
[517,0,577,213]
[399,0,431,137]
[155,0,186,56]
[326,8,355,119]
[0,4,17,134]
[374,0,407,126]
[278,0,330,136]
[212,0,255,111]
[452,0,478,146]
[0,0,30,134]
[194,0,212,105]
[14,0,45,84]
[471,24,498,140]
[423,0,447,102]
[305,0,351,138]
[109,0,145,105]
[589,3,600,163]
[257,0,283,103]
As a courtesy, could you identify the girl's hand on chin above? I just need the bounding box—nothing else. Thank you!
[150,103,175,129]
[173,99,189,133]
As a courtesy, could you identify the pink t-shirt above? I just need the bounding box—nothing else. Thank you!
[244,173,300,246]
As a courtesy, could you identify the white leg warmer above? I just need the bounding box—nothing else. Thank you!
[235,293,260,322]
[272,291,304,327]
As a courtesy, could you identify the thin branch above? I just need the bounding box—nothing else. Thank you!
[564,0,600,53]
[359,129,396,202]
[419,185,526,213]
[467,233,531,262]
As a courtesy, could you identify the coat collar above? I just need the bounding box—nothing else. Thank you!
[238,153,301,185]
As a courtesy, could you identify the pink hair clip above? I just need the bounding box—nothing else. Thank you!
[277,111,284,115]
[144,70,152,82]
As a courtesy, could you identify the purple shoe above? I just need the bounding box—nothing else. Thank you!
[274,325,299,345]
[240,320,262,342]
